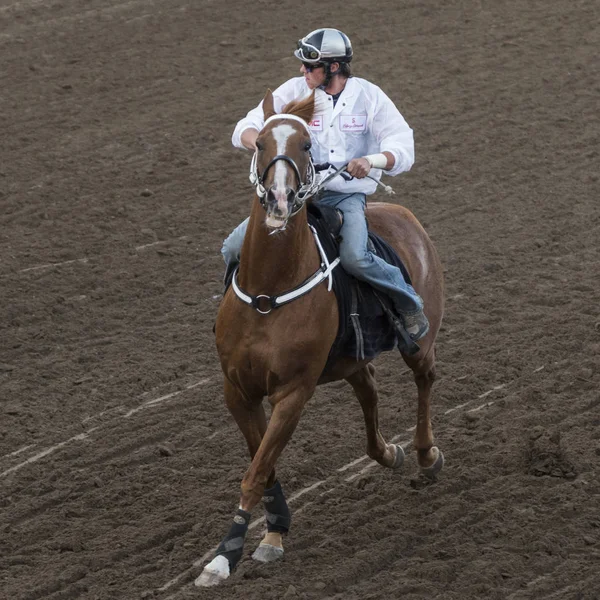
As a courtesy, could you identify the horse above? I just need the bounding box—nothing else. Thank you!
[196,89,445,587]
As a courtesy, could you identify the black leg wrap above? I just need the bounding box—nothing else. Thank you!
[215,508,251,570]
[262,480,291,534]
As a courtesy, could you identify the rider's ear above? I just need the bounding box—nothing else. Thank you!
[262,89,276,120]
[330,62,340,74]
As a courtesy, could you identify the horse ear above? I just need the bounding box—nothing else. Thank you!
[262,89,276,120]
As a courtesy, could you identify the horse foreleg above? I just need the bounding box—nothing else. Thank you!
[408,349,444,478]
[196,379,268,587]
[197,385,309,586]
[347,364,405,469]
[251,478,290,563]
[224,379,268,461]
[241,387,311,564]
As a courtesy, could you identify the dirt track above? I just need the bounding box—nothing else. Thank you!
[1,1,599,599]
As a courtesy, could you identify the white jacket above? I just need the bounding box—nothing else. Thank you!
[232,77,415,195]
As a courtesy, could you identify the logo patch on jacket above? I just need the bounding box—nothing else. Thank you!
[308,117,323,131]
[340,115,367,132]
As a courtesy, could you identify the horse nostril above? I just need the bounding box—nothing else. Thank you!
[286,188,296,203]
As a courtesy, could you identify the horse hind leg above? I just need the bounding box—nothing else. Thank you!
[346,363,405,469]
[405,347,444,478]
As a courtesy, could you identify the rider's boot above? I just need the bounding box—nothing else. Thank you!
[399,309,429,342]
[223,260,239,292]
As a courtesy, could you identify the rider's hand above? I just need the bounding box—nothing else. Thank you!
[346,157,371,179]
[241,128,260,151]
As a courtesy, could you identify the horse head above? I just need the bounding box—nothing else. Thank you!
[251,89,316,230]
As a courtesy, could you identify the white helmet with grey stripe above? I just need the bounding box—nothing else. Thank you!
[294,28,353,64]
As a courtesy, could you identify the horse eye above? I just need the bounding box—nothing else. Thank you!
[304,141,312,151]
[256,141,263,151]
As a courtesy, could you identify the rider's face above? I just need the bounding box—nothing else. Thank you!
[300,62,326,89]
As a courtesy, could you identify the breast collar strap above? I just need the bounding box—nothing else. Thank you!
[231,224,340,315]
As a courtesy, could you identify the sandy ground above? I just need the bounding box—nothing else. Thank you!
[1,0,599,598]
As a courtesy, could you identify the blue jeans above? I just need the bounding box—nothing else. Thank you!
[221,191,423,315]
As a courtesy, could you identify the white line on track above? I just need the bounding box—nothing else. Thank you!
[19,257,90,272]
[0,429,98,478]
[336,454,370,472]
[124,379,211,418]
[17,237,190,273]
[1,376,213,476]
[1,444,36,460]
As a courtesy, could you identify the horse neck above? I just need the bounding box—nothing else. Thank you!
[238,199,318,295]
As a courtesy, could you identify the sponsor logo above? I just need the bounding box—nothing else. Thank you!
[308,117,323,131]
[340,115,367,132]
[234,515,246,525]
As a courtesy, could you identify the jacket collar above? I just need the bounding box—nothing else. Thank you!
[310,77,358,116]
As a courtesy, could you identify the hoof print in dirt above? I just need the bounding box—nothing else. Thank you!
[157,444,175,457]
[527,429,577,479]
[410,475,436,490]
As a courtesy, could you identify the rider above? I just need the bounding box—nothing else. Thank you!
[223,28,428,341]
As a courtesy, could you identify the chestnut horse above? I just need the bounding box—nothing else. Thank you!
[197,90,444,587]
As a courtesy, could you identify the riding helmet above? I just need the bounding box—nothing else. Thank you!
[294,28,353,64]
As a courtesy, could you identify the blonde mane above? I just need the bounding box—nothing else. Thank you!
[282,93,315,124]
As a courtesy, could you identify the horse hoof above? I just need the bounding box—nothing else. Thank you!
[194,555,230,587]
[420,447,444,480]
[252,543,284,563]
[392,444,405,469]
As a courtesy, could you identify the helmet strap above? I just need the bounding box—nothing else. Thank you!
[322,62,340,89]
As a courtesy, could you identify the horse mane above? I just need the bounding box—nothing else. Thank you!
[282,92,315,124]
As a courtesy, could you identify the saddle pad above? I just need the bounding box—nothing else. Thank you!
[306,203,412,364]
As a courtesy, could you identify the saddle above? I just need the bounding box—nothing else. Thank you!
[305,203,420,363]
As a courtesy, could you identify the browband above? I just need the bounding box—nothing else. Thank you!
[263,113,311,133]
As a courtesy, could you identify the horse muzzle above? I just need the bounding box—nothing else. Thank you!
[264,187,296,230]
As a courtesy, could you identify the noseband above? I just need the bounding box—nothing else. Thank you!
[249,114,319,216]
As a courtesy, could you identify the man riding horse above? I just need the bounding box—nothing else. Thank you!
[197,28,444,588]
[222,27,429,342]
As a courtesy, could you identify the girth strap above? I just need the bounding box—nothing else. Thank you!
[350,285,365,361]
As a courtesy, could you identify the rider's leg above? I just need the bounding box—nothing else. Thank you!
[318,192,428,340]
[221,217,250,288]
[221,217,250,267]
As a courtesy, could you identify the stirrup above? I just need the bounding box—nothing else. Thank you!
[372,291,421,356]
[400,310,430,342]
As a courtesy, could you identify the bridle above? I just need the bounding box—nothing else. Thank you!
[249,114,320,218]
